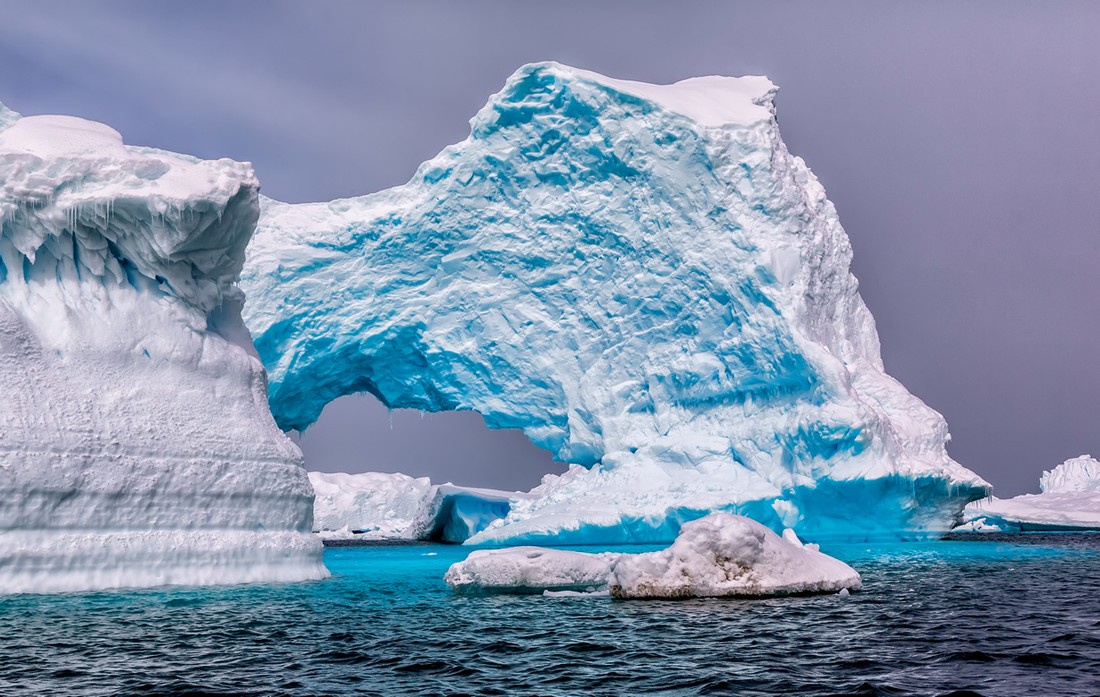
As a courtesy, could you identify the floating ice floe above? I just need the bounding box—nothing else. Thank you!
[242,62,989,546]
[444,513,861,599]
[957,456,1100,532]
[444,546,619,595]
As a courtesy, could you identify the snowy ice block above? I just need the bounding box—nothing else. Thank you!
[958,455,1100,532]
[241,62,990,545]
[608,512,861,599]
[0,104,326,593]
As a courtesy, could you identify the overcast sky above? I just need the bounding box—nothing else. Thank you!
[1,1,1096,495]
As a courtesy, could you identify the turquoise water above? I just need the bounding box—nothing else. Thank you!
[1,534,1099,695]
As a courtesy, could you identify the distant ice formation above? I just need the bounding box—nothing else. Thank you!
[243,62,988,544]
[958,455,1100,532]
[0,105,326,593]
[310,471,519,543]
[444,512,861,598]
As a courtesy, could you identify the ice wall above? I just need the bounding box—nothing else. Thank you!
[242,63,989,544]
[0,105,327,593]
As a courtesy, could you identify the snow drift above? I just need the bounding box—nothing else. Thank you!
[959,455,1100,532]
[309,471,519,543]
[0,106,326,593]
[443,512,861,598]
[241,62,989,545]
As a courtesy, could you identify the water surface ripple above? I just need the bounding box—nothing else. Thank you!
[1,534,1098,696]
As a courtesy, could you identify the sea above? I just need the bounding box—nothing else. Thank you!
[1,533,1098,696]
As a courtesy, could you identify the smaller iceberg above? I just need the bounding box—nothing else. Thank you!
[958,455,1100,532]
[444,547,617,595]
[608,513,861,599]
[308,471,523,543]
[444,513,861,599]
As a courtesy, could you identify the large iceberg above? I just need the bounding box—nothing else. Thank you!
[0,106,327,593]
[242,62,989,545]
[959,456,1100,532]
[309,470,519,543]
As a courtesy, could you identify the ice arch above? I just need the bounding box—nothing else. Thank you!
[241,62,989,545]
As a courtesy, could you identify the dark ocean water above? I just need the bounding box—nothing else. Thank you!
[1,534,1099,696]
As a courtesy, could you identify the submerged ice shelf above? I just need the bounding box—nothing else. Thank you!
[309,471,519,543]
[0,105,326,593]
[444,512,862,598]
[242,62,989,545]
[959,456,1100,532]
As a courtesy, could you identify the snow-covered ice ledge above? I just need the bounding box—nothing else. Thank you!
[243,62,989,545]
[444,513,861,599]
[957,456,1100,532]
[0,107,327,593]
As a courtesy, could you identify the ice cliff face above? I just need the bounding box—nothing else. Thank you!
[242,62,989,544]
[0,105,327,593]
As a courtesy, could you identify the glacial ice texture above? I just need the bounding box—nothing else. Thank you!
[309,470,518,543]
[0,106,326,593]
[242,62,989,545]
[960,456,1100,532]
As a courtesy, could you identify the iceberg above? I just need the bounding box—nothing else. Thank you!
[241,62,989,545]
[0,105,326,593]
[443,512,861,598]
[309,470,520,543]
[958,456,1100,532]
[608,512,861,598]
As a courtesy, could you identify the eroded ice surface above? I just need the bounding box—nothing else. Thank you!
[0,104,326,593]
[444,512,860,598]
[959,456,1100,532]
[242,62,989,545]
[310,471,520,543]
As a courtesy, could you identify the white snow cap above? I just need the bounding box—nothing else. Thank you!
[564,64,777,127]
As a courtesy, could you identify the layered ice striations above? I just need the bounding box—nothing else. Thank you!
[0,105,327,593]
[959,456,1100,532]
[242,62,990,545]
